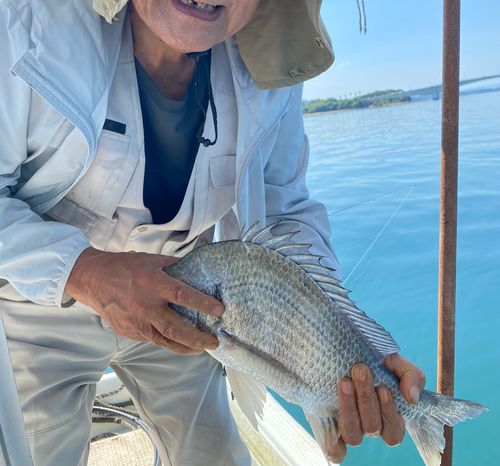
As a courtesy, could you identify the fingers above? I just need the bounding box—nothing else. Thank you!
[337,364,382,448]
[336,359,417,459]
[337,379,363,446]
[351,364,382,437]
[382,354,426,405]
[161,276,225,317]
[377,387,406,446]
[70,250,225,354]
[148,306,219,351]
[141,252,225,317]
[325,437,347,464]
[147,327,204,356]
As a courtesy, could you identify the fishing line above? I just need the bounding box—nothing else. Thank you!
[328,185,415,216]
[343,185,415,285]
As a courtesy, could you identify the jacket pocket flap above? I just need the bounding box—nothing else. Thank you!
[94,130,130,167]
[209,155,236,188]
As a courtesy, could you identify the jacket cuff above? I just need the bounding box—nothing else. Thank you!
[54,242,93,308]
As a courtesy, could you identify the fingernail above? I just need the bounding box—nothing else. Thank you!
[379,388,389,404]
[213,306,224,316]
[366,431,380,438]
[410,385,420,404]
[354,365,366,382]
[341,381,352,394]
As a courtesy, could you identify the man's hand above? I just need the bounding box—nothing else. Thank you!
[326,354,426,463]
[65,248,223,355]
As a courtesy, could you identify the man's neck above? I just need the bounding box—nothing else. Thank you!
[130,4,197,101]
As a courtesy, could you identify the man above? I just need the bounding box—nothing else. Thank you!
[0,0,425,465]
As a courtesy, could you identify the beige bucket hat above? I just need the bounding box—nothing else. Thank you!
[93,0,334,90]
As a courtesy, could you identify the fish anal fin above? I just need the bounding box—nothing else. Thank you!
[226,367,267,431]
[305,411,341,463]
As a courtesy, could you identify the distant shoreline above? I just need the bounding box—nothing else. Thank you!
[302,100,410,117]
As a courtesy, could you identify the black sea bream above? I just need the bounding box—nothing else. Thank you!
[164,222,487,466]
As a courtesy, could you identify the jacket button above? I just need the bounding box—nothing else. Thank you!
[201,237,208,245]
[128,250,136,253]
[138,227,148,232]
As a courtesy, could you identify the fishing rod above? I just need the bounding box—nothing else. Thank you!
[328,185,415,216]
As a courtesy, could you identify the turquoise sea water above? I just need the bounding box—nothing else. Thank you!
[271,91,500,465]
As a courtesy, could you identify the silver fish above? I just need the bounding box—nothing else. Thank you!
[164,221,487,466]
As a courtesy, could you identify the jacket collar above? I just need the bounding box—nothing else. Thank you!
[9,1,290,148]
[10,0,125,152]
[222,36,292,132]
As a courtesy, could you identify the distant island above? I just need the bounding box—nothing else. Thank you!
[302,89,411,115]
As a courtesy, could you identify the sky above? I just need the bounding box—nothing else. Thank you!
[303,0,500,100]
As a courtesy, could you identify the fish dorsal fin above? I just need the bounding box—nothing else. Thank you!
[239,221,401,359]
[239,220,261,242]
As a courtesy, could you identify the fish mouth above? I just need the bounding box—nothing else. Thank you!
[172,0,225,22]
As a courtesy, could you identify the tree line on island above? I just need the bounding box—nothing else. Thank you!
[302,89,411,115]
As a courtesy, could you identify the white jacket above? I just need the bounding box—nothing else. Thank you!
[0,0,340,307]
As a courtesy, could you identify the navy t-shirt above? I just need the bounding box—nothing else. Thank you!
[136,54,210,224]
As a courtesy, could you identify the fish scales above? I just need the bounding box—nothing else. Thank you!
[164,222,487,466]
[168,240,369,410]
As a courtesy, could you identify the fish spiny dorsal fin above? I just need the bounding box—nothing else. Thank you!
[285,254,324,265]
[239,220,261,242]
[240,220,301,249]
[260,232,301,248]
[273,244,313,256]
[249,220,281,243]
[239,221,401,359]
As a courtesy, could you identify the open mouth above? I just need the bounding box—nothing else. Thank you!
[173,0,224,21]
[178,0,221,12]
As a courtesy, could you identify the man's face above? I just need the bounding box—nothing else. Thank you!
[131,0,260,53]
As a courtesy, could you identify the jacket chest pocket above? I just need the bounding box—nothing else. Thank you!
[206,155,237,225]
[64,130,136,219]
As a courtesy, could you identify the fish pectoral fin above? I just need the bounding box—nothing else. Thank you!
[305,412,341,463]
[226,367,267,431]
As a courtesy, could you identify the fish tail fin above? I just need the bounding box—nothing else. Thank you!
[305,412,341,464]
[405,390,488,466]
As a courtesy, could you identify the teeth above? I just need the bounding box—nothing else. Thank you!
[182,0,218,11]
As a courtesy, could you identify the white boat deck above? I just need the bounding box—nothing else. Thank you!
[89,372,332,466]
[1,309,331,466]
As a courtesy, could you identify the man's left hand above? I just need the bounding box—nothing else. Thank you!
[326,354,426,463]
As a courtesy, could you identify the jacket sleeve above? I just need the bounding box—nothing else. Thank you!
[0,6,91,306]
[263,84,342,280]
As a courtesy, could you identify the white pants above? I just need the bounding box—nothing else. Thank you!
[1,298,250,466]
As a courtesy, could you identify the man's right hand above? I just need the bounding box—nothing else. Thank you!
[64,247,223,355]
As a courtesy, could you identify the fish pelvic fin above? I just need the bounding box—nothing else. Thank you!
[305,411,341,464]
[405,390,488,466]
[225,367,267,431]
